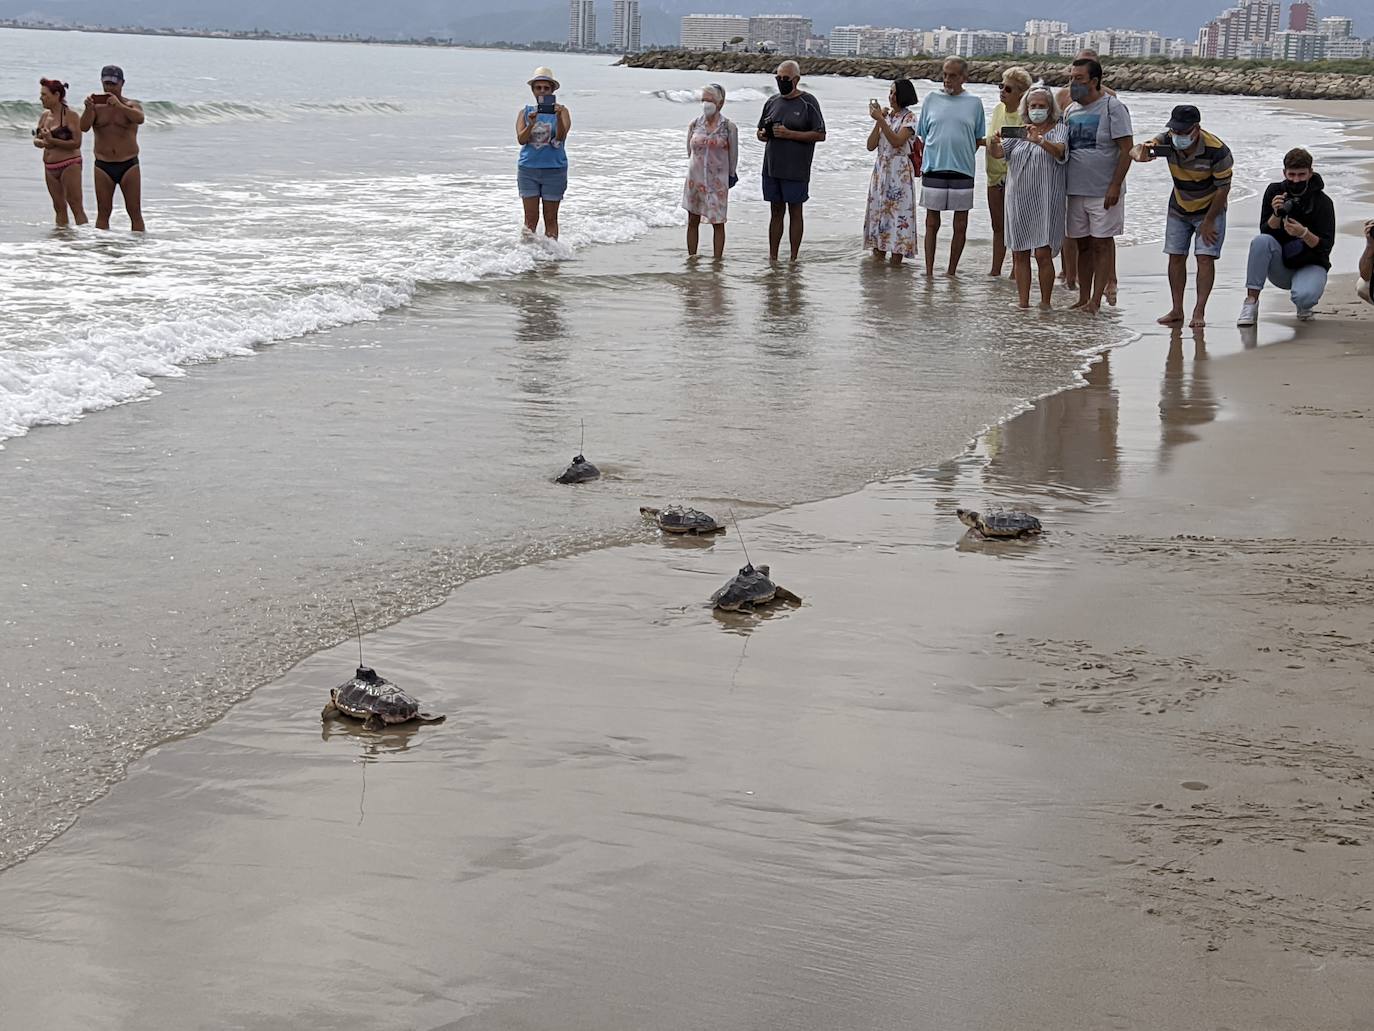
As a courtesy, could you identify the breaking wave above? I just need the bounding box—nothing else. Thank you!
[0,97,404,133]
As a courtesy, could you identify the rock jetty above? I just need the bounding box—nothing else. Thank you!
[620,51,1374,101]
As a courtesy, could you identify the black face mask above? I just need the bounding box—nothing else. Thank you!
[1286,178,1310,195]
[775,76,795,95]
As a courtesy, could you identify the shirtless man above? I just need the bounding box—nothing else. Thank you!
[80,65,145,231]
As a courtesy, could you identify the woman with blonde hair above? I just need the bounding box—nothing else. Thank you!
[987,84,1069,309]
[987,66,1031,277]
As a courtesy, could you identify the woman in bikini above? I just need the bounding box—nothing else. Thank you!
[34,78,88,227]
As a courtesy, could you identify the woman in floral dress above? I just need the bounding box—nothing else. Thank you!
[682,83,739,259]
[863,79,920,264]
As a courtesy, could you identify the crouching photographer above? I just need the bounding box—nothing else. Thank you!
[1359,220,1373,305]
[1236,148,1335,326]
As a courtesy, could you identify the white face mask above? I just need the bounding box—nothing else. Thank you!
[701,101,718,118]
[1028,108,1049,124]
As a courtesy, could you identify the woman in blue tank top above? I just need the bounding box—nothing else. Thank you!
[515,67,572,240]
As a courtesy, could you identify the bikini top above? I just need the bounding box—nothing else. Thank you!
[49,106,73,140]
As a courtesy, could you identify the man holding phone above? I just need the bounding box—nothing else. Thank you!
[756,60,826,262]
[80,64,145,231]
[915,57,986,278]
[1132,105,1233,328]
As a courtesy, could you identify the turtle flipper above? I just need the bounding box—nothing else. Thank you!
[415,712,447,724]
[639,506,661,519]
[321,699,342,721]
[773,587,803,605]
[362,714,385,731]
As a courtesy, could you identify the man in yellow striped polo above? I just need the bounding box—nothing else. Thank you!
[1133,104,1233,328]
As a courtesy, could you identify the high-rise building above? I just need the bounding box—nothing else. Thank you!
[1287,1,1314,31]
[568,0,596,50]
[679,14,749,51]
[748,15,813,54]
[1274,28,1324,59]
[1025,19,1070,35]
[1195,0,1280,59]
[612,0,642,52]
[1318,16,1354,39]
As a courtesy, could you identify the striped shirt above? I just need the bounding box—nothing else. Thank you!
[1154,129,1233,218]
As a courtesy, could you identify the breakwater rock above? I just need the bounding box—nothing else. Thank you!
[620,51,1374,101]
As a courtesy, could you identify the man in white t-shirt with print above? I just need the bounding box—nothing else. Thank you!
[1063,56,1133,314]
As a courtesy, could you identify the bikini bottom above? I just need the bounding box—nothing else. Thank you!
[45,155,83,179]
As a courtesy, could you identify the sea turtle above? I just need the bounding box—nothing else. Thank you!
[321,666,446,730]
[956,508,1043,540]
[556,454,600,484]
[710,563,802,611]
[640,504,725,535]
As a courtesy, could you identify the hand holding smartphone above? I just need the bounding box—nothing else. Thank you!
[1000,125,1027,139]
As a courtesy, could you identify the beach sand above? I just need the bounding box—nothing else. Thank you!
[1,102,1372,1028]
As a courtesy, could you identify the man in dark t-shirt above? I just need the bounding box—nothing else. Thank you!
[756,60,826,261]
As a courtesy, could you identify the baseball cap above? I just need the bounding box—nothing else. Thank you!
[1166,104,1200,133]
[101,65,125,85]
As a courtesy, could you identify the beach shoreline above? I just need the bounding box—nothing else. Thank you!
[1,95,1372,1026]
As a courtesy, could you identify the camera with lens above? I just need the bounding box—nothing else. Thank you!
[1279,194,1302,217]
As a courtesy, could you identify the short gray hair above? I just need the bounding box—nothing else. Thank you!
[1001,66,1032,92]
[703,83,725,102]
[1019,85,1061,123]
[777,60,800,77]
[943,56,968,74]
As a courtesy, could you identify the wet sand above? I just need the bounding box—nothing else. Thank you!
[2,105,1373,1027]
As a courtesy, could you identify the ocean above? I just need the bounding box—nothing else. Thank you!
[0,27,1354,869]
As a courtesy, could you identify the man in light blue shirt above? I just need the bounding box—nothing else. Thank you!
[915,57,986,277]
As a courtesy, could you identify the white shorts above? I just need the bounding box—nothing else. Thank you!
[1066,194,1126,239]
[920,171,975,212]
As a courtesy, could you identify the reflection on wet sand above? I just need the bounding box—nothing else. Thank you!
[1159,328,1217,460]
[677,261,732,335]
[983,353,1122,498]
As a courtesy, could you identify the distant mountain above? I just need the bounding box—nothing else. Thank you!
[0,0,1362,45]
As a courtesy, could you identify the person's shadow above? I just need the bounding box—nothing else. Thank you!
[1158,327,1216,464]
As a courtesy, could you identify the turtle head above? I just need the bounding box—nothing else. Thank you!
[956,508,980,529]
[756,564,770,577]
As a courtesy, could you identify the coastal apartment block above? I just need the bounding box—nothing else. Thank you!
[612,0,642,53]
[678,13,811,53]
[568,0,596,51]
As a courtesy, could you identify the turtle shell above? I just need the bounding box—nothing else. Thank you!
[656,505,723,534]
[978,511,1042,538]
[556,454,600,484]
[332,667,426,725]
[711,563,778,610]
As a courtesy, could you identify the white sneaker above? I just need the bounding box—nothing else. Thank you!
[1236,299,1259,326]
[1296,307,1316,322]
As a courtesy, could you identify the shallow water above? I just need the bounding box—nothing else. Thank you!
[0,28,1355,868]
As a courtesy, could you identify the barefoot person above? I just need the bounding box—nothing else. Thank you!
[1063,57,1132,314]
[987,67,1031,277]
[757,60,826,262]
[682,84,738,259]
[987,85,1067,309]
[1132,105,1232,328]
[34,77,87,227]
[862,78,919,264]
[516,67,571,240]
[81,65,145,232]
[916,57,986,277]
[1359,220,1374,305]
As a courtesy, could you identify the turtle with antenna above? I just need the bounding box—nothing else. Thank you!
[321,601,446,730]
[710,511,802,611]
[556,419,600,484]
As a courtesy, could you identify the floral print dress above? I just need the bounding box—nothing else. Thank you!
[863,107,920,258]
[682,115,738,225]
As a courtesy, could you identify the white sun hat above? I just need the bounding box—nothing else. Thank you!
[528,67,561,91]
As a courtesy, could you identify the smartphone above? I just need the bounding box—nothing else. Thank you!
[1149,142,1174,158]
[536,94,556,114]
[92,94,110,105]
[1000,125,1028,139]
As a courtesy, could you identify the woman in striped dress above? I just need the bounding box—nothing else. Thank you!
[988,85,1068,309]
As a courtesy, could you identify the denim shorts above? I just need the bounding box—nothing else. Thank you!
[1164,209,1226,258]
[517,165,568,202]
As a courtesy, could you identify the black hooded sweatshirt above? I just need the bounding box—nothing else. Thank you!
[1258,172,1335,271]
